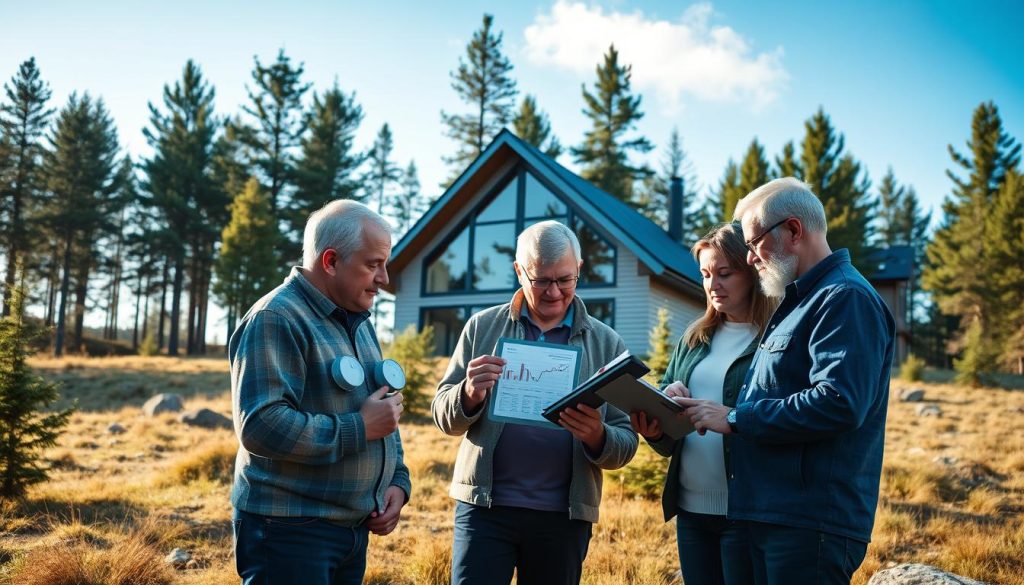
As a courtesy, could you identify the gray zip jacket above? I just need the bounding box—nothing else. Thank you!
[432,290,638,523]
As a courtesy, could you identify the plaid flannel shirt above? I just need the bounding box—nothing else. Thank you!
[229,267,411,525]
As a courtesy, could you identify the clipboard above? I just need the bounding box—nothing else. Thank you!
[487,337,582,429]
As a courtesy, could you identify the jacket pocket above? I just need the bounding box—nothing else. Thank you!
[755,334,791,390]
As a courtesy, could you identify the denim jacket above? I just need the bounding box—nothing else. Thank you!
[728,249,895,543]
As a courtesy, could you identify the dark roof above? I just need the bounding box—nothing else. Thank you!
[865,245,914,281]
[389,129,702,297]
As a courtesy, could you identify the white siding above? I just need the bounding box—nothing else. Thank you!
[596,246,649,354]
[649,280,705,350]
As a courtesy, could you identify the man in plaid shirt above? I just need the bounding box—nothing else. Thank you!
[229,199,410,584]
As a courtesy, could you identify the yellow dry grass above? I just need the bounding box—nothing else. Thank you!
[0,356,1021,584]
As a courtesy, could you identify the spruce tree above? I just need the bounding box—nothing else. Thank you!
[0,281,72,499]
[635,128,704,243]
[738,139,770,196]
[923,101,1020,382]
[442,13,517,184]
[213,178,282,339]
[42,93,121,356]
[392,160,428,235]
[986,169,1024,373]
[645,307,672,383]
[512,94,561,158]
[713,160,744,223]
[241,49,311,213]
[290,84,365,261]
[0,58,53,317]
[798,108,874,269]
[774,141,801,179]
[573,45,653,204]
[364,124,402,219]
[141,60,223,356]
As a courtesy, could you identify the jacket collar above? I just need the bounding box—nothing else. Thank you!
[789,249,851,299]
[508,288,591,337]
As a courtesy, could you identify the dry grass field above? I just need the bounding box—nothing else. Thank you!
[1,355,1022,584]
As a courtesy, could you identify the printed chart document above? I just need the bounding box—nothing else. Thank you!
[489,337,582,429]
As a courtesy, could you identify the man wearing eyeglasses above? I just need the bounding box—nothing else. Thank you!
[432,220,638,585]
[674,177,895,584]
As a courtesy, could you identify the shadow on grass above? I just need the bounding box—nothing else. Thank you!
[885,500,1000,526]
[36,368,229,412]
[9,497,147,534]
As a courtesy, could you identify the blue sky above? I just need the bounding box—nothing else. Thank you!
[2,0,1022,338]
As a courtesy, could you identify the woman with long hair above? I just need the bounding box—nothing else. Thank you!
[631,223,776,585]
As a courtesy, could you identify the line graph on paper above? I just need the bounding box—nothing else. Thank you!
[492,340,580,425]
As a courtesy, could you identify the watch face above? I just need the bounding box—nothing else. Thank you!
[332,356,365,390]
[376,359,406,390]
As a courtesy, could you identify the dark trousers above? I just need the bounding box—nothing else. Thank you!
[232,508,369,585]
[676,509,754,585]
[745,521,868,585]
[451,502,592,585]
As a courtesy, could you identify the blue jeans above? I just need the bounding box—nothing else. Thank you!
[451,502,592,585]
[745,521,868,585]
[676,509,754,585]
[232,508,369,585]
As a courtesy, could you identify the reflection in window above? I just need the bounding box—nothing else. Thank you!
[476,179,517,223]
[574,217,615,285]
[425,226,469,292]
[423,307,467,356]
[472,222,517,290]
[584,299,615,328]
[524,173,566,218]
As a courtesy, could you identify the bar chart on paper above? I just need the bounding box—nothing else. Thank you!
[491,339,580,426]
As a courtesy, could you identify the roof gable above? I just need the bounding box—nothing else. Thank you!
[388,129,702,295]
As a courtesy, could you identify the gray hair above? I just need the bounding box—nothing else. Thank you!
[733,177,828,234]
[515,220,582,268]
[302,199,392,268]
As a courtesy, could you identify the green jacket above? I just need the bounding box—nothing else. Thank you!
[431,289,638,524]
[647,328,758,521]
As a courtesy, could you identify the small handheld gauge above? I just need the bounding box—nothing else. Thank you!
[373,359,406,391]
[331,355,365,390]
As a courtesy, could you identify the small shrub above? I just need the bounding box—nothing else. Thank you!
[160,437,237,485]
[404,538,451,585]
[607,445,668,499]
[384,325,436,416]
[899,354,926,382]
[138,331,159,357]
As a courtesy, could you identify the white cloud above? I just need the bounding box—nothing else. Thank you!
[523,1,787,112]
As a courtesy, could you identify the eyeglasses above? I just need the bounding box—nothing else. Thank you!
[523,271,579,291]
[744,218,792,253]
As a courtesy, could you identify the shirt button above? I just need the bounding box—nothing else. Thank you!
[770,324,776,329]
[729,474,735,479]
[741,384,746,389]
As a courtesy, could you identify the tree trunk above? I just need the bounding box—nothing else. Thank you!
[53,236,74,357]
[168,255,184,356]
[158,260,168,349]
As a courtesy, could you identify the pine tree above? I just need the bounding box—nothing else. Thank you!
[442,14,517,184]
[645,307,672,383]
[289,84,365,261]
[141,60,224,356]
[738,139,770,196]
[364,124,402,219]
[42,93,122,356]
[986,169,1024,373]
[213,178,282,339]
[573,45,653,204]
[635,128,703,243]
[923,101,1021,381]
[774,141,801,179]
[712,160,744,223]
[241,49,311,213]
[392,160,428,235]
[798,109,874,269]
[0,58,53,316]
[0,280,72,499]
[512,95,561,158]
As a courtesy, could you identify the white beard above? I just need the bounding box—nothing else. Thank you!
[759,252,798,298]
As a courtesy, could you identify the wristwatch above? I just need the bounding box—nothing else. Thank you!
[726,408,738,434]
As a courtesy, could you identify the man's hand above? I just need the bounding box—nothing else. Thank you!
[672,397,732,436]
[559,404,606,454]
[630,411,663,441]
[361,387,403,441]
[463,355,506,412]
[366,486,406,536]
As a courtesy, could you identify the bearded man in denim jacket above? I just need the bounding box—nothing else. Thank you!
[676,178,895,585]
